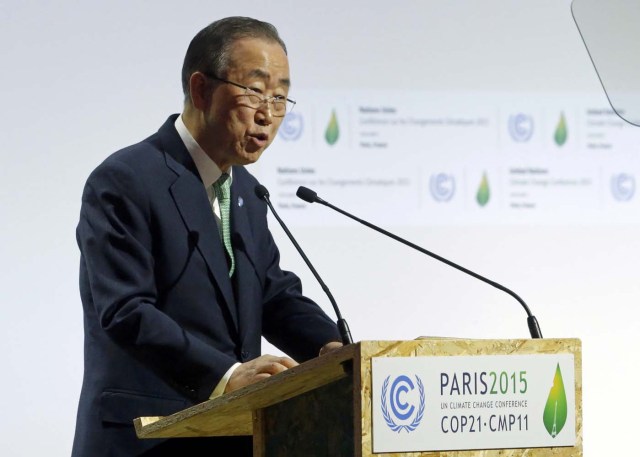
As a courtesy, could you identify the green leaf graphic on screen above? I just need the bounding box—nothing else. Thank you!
[554,112,568,146]
[325,110,340,145]
[476,172,490,206]
[543,363,568,438]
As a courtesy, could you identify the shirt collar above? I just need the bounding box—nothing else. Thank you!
[174,114,232,188]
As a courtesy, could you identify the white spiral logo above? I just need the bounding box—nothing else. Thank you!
[611,173,635,201]
[278,112,304,141]
[381,375,425,433]
[508,113,534,142]
[429,173,455,202]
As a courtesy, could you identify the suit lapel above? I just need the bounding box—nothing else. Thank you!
[158,116,239,332]
[230,174,261,343]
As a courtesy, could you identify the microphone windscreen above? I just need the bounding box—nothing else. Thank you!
[188,230,200,246]
[254,184,270,200]
[296,186,318,203]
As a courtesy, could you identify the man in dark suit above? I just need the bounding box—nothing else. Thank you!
[72,17,342,456]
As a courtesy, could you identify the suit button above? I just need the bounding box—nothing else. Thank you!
[241,351,249,360]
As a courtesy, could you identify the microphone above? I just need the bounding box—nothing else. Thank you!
[188,230,200,247]
[296,186,543,339]
[254,184,353,345]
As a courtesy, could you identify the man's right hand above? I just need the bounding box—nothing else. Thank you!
[224,354,298,393]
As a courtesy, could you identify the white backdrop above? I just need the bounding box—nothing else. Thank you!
[1,1,638,455]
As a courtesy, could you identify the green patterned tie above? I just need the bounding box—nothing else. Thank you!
[213,173,235,277]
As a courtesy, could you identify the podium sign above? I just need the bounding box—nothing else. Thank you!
[372,354,576,453]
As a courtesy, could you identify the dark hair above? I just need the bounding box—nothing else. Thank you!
[181,17,287,100]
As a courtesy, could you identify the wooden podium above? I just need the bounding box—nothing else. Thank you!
[135,339,582,456]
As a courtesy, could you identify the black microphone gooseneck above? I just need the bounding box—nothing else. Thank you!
[296,186,543,339]
[254,184,353,345]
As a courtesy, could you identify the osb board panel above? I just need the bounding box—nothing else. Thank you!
[357,339,582,457]
[255,376,355,457]
[135,344,358,439]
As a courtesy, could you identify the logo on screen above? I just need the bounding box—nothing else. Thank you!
[610,173,635,201]
[381,374,425,433]
[508,113,534,142]
[429,173,456,202]
[553,111,568,147]
[325,109,340,145]
[476,172,491,207]
[278,112,304,141]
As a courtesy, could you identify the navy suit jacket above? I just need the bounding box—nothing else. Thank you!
[72,115,340,456]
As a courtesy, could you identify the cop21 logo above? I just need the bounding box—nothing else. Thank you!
[380,375,425,433]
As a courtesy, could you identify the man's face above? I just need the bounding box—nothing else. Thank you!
[201,37,290,170]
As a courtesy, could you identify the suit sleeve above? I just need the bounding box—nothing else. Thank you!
[77,158,236,401]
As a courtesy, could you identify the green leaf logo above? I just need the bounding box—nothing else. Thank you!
[554,112,568,146]
[476,172,490,207]
[325,109,340,145]
[543,363,568,438]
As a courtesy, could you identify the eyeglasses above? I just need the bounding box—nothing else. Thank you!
[204,73,296,117]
